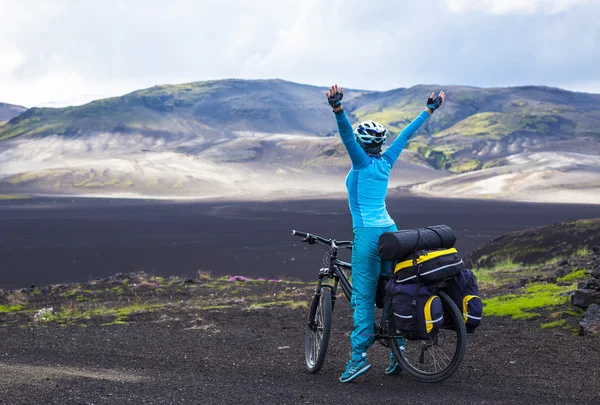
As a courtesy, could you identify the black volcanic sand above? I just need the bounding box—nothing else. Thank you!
[2,194,600,288]
[0,276,598,405]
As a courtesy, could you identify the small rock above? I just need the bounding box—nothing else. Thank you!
[184,278,195,284]
[592,245,600,254]
[579,304,600,337]
[515,278,528,288]
[559,258,569,266]
[554,269,568,279]
[571,288,600,308]
[580,278,600,291]
[592,266,600,279]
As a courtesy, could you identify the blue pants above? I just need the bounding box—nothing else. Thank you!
[350,224,398,361]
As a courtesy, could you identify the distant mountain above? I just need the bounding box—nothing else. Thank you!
[0,102,27,124]
[1,79,599,201]
[1,80,599,171]
[0,80,369,143]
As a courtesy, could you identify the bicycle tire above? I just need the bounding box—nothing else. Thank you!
[304,287,332,373]
[389,290,467,382]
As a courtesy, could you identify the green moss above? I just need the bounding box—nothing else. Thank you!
[0,305,24,313]
[470,268,499,287]
[109,286,124,295]
[575,245,588,257]
[244,300,308,310]
[61,288,80,298]
[449,159,481,173]
[38,302,165,325]
[101,320,129,326]
[482,158,506,170]
[74,172,96,187]
[8,171,52,184]
[556,269,587,282]
[483,282,571,319]
[435,112,514,140]
[564,308,585,317]
[541,319,567,329]
[0,194,29,200]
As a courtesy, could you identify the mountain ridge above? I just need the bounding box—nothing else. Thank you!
[0,102,27,125]
[1,79,599,200]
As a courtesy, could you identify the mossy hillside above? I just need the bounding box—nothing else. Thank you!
[0,272,315,328]
[468,218,599,333]
[5,168,139,192]
[483,283,571,320]
[2,81,599,175]
[356,85,600,173]
[468,218,600,268]
[474,257,591,333]
[0,79,351,142]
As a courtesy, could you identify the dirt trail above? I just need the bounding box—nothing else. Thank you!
[1,304,598,405]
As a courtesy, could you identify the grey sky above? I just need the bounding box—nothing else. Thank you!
[1,0,599,107]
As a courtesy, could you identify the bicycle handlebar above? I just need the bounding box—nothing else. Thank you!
[291,230,352,247]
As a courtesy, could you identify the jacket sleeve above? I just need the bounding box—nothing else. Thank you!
[382,110,430,166]
[334,110,369,169]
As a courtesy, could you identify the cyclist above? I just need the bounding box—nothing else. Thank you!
[325,84,445,382]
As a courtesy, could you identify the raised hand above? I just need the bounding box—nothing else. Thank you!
[426,91,445,113]
[326,84,344,111]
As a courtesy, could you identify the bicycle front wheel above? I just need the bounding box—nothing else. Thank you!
[304,287,332,373]
[390,290,467,382]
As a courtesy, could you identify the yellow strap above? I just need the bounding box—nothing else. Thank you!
[462,295,479,323]
[424,296,438,333]
[394,248,458,273]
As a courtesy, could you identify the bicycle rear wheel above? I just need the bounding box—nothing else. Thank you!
[389,290,466,382]
[305,287,332,373]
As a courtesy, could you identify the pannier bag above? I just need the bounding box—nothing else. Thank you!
[378,225,457,262]
[393,248,465,284]
[389,281,444,340]
[447,269,483,333]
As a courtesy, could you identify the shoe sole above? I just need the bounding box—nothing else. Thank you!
[385,363,401,375]
[339,364,372,383]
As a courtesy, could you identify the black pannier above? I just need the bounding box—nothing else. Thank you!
[378,225,457,262]
[393,248,465,284]
[388,280,444,340]
[447,269,483,333]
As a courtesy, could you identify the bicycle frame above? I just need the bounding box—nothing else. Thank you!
[293,230,395,341]
[310,239,394,343]
[314,240,353,311]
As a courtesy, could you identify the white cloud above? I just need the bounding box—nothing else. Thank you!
[446,0,594,15]
[0,0,599,106]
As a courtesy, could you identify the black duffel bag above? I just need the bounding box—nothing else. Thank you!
[378,225,457,262]
[392,248,465,284]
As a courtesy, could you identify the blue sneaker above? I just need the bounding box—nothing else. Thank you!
[339,357,371,383]
[385,352,401,375]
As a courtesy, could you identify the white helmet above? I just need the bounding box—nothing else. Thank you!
[354,120,387,145]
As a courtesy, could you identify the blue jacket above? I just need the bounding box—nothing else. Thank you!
[335,109,430,228]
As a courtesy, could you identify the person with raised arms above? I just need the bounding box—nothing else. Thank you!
[325,84,445,383]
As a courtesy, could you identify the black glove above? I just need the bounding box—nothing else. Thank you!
[328,91,343,110]
[427,95,443,112]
